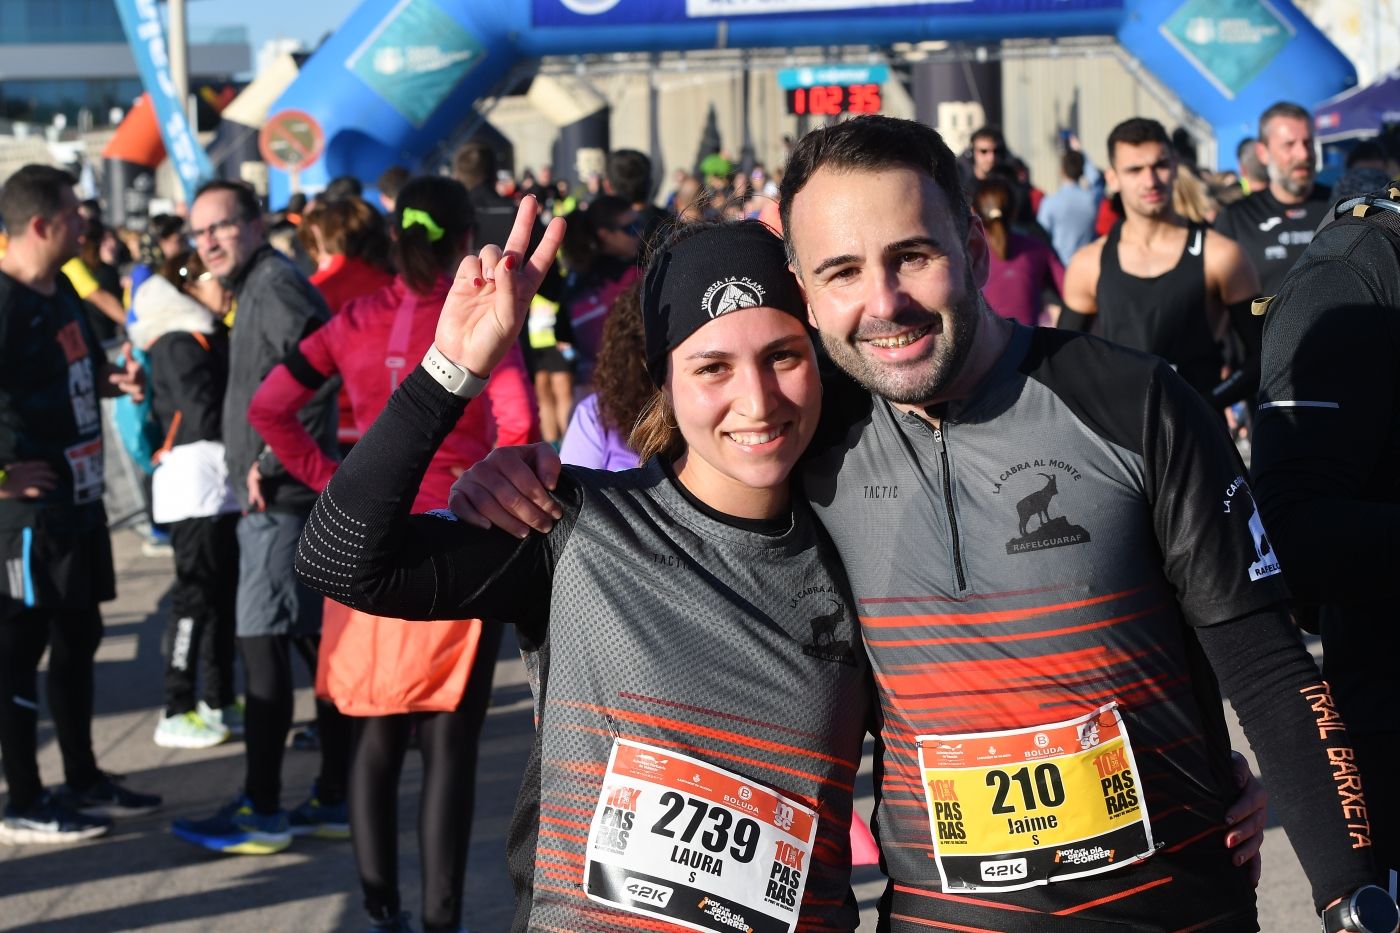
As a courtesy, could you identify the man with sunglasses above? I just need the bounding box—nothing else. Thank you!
[171,180,351,856]
[967,126,1010,183]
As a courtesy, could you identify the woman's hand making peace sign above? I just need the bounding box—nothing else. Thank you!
[434,195,566,379]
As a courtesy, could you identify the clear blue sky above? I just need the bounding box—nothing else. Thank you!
[187,0,363,69]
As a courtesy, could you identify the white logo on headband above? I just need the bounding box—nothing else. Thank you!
[702,277,765,319]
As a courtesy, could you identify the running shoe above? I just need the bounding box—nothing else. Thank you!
[155,710,230,749]
[171,796,291,855]
[197,699,245,739]
[0,792,111,844]
[56,771,162,818]
[288,785,350,839]
[290,722,319,751]
[141,530,175,558]
[366,909,418,932]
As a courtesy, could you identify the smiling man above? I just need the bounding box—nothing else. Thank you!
[781,115,1383,933]
[1059,118,1259,404]
[448,117,1389,932]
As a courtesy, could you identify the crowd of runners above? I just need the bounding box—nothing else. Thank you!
[1,96,1398,933]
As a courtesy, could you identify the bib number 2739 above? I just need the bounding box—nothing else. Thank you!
[583,739,818,933]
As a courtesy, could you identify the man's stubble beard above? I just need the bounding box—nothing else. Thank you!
[818,274,984,407]
[1268,159,1315,198]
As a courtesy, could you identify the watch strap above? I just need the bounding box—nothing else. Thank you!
[421,344,488,398]
[1323,885,1400,933]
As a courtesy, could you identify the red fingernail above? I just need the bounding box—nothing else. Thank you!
[503,255,516,271]
[472,277,484,288]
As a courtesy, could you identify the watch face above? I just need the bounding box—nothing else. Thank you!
[1355,885,1400,932]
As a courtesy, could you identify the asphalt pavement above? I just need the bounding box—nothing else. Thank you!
[0,527,1318,931]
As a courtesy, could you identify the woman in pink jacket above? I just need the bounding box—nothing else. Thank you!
[249,175,538,933]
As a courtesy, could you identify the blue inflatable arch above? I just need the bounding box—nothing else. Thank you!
[268,0,1354,205]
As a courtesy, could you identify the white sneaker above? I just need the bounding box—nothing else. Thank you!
[154,710,229,749]
[197,700,244,739]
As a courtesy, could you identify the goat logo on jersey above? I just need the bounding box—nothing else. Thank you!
[1221,476,1282,581]
[801,598,856,665]
[1000,470,1091,555]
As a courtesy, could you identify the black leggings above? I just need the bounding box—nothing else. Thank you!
[163,514,238,715]
[350,622,501,932]
[239,633,352,814]
[0,605,103,810]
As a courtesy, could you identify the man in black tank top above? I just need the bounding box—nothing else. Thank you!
[1062,118,1259,403]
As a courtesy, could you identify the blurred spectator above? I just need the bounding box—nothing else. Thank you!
[560,280,646,471]
[699,153,732,189]
[375,165,409,213]
[964,125,1008,183]
[496,170,518,201]
[673,174,708,223]
[1037,149,1099,265]
[128,248,239,751]
[300,197,394,451]
[1236,136,1268,198]
[1216,101,1331,295]
[606,149,672,251]
[247,176,534,930]
[320,175,363,204]
[0,163,159,845]
[299,198,394,316]
[975,176,1064,326]
[1172,166,1220,225]
[452,141,517,252]
[130,214,186,295]
[74,215,125,342]
[172,178,349,856]
[556,194,642,389]
[528,290,574,447]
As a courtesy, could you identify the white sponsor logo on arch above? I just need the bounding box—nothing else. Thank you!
[560,0,623,14]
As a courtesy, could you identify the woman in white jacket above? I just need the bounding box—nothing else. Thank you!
[128,250,241,749]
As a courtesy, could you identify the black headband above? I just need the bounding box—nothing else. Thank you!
[642,221,806,387]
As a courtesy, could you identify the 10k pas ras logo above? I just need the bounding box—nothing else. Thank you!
[992,461,1091,555]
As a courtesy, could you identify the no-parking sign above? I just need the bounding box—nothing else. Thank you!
[259,110,325,172]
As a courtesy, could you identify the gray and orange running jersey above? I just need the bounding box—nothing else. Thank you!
[802,324,1291,932]
[297,365,870,933]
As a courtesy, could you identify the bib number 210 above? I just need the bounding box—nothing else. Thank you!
[652,791,760,863]
[988,763,1066,814]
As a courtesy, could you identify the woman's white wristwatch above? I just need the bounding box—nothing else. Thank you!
[421,344,488,398]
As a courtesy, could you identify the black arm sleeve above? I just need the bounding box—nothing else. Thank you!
[1197,608,1379,910]
[1209,299,1263,408]
[295,364,577,644]
[1056,306,1095,332]
[1250,234,1400,604]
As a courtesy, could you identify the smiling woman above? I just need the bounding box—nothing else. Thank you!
[293,206,872,932]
